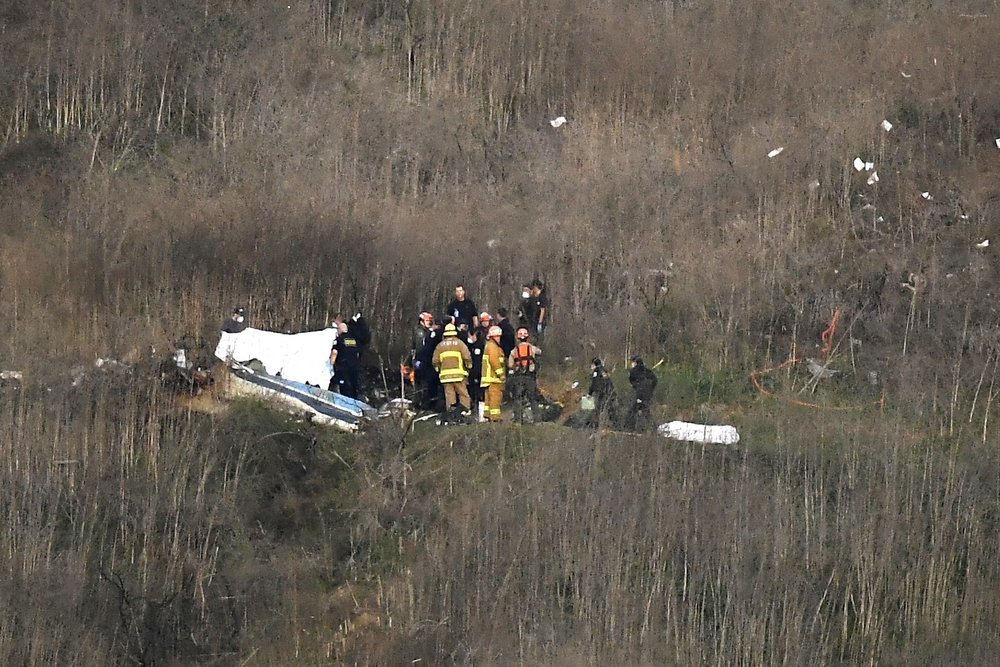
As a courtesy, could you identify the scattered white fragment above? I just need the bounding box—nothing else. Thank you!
[861,203,875,211]
[0,370,23,381]
[921,191,933,200]
[876,215,885,223]
[995,138,1000,148]
[767,147,784,158]
[808,179,820,192]
[486,238,498,248]
[946,273,955,278]
[901,71,913,78]
[571,381,580,389]
[658,421,740,445]
[865,161,874,171]
[933,57,938,66]
[867,171,879,185]
[881,119,893,132]
[853,157,865,171]
[549,116,567,128]
[806,358,839,380]
[959,213,969,220]
[976,239,989,248]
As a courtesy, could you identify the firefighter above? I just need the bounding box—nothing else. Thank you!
[465,324,485,416]
[480,326,506,422]
[626,355,658,431]
[432,323,473,415]
[507,326,542,423]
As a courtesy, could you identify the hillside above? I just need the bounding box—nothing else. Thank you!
[1,1,998,664]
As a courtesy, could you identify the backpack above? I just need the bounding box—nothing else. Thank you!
[512,342,535,374]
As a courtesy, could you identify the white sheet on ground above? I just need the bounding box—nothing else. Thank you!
[215,327,337,387]
[658,421,740,444]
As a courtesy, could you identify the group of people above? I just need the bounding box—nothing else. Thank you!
[586,355,659,431]
[411,284,546,423]
[221,278,661,429]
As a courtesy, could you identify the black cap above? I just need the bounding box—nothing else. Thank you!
[233,306,245,316]
[631,355,644,366]
[592,357,603,367]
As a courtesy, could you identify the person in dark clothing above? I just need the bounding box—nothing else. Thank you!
[587,357,618,428]
[330,322,361,399]
[414,318,442,410]
[626,355,658,431]
[347,311,371,350]
[221,306,247,333]
[465,326,485,416]
[445,285,479,331]
[517,280,549,340]
[528,280,549,340]
[517,285,534,329]
[496,307,517,359]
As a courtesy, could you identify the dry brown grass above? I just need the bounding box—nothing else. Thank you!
[0,1,998,663]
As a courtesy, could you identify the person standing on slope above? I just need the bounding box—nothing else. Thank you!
[507,326,542,423]
[330,321,361,399]
[446,284,479,332]
[588,357,618,428]
[433,323,473,415]
[626,355,658,431]
[480,326,507,422]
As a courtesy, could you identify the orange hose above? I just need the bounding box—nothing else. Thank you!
[750,356,885,411]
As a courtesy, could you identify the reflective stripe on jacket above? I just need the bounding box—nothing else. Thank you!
[481,340,506,387]
[433,337,472,383]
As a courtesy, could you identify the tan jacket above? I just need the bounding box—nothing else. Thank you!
[481,340,506,387]
[433,336,472,383]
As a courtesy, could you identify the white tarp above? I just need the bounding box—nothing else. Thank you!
[215,327,337,388]
[658,421,740,445]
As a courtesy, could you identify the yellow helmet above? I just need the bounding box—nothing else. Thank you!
[443,323,458,337]
[488,326,502,339]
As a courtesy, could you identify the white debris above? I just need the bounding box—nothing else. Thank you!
[901,71,913,78]
[921,191,933,200]
[0,370,23,381]
[570,381,580,389]
[853,157,865,171]
[806,358,839,380]
[946,273,955,279]
[959,214,970,220]
[995,138,1000,148]
[867,171,879,185]
[976,239,989,248]
[767,147,784,158]
[876,215,885,223]
[549,116,567,128]
[486,238,498,248]
[881,119,893,132]
[658,421,740,445]
[865,161,874,171]
[808,179,820,192]
[173,349,190,370]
